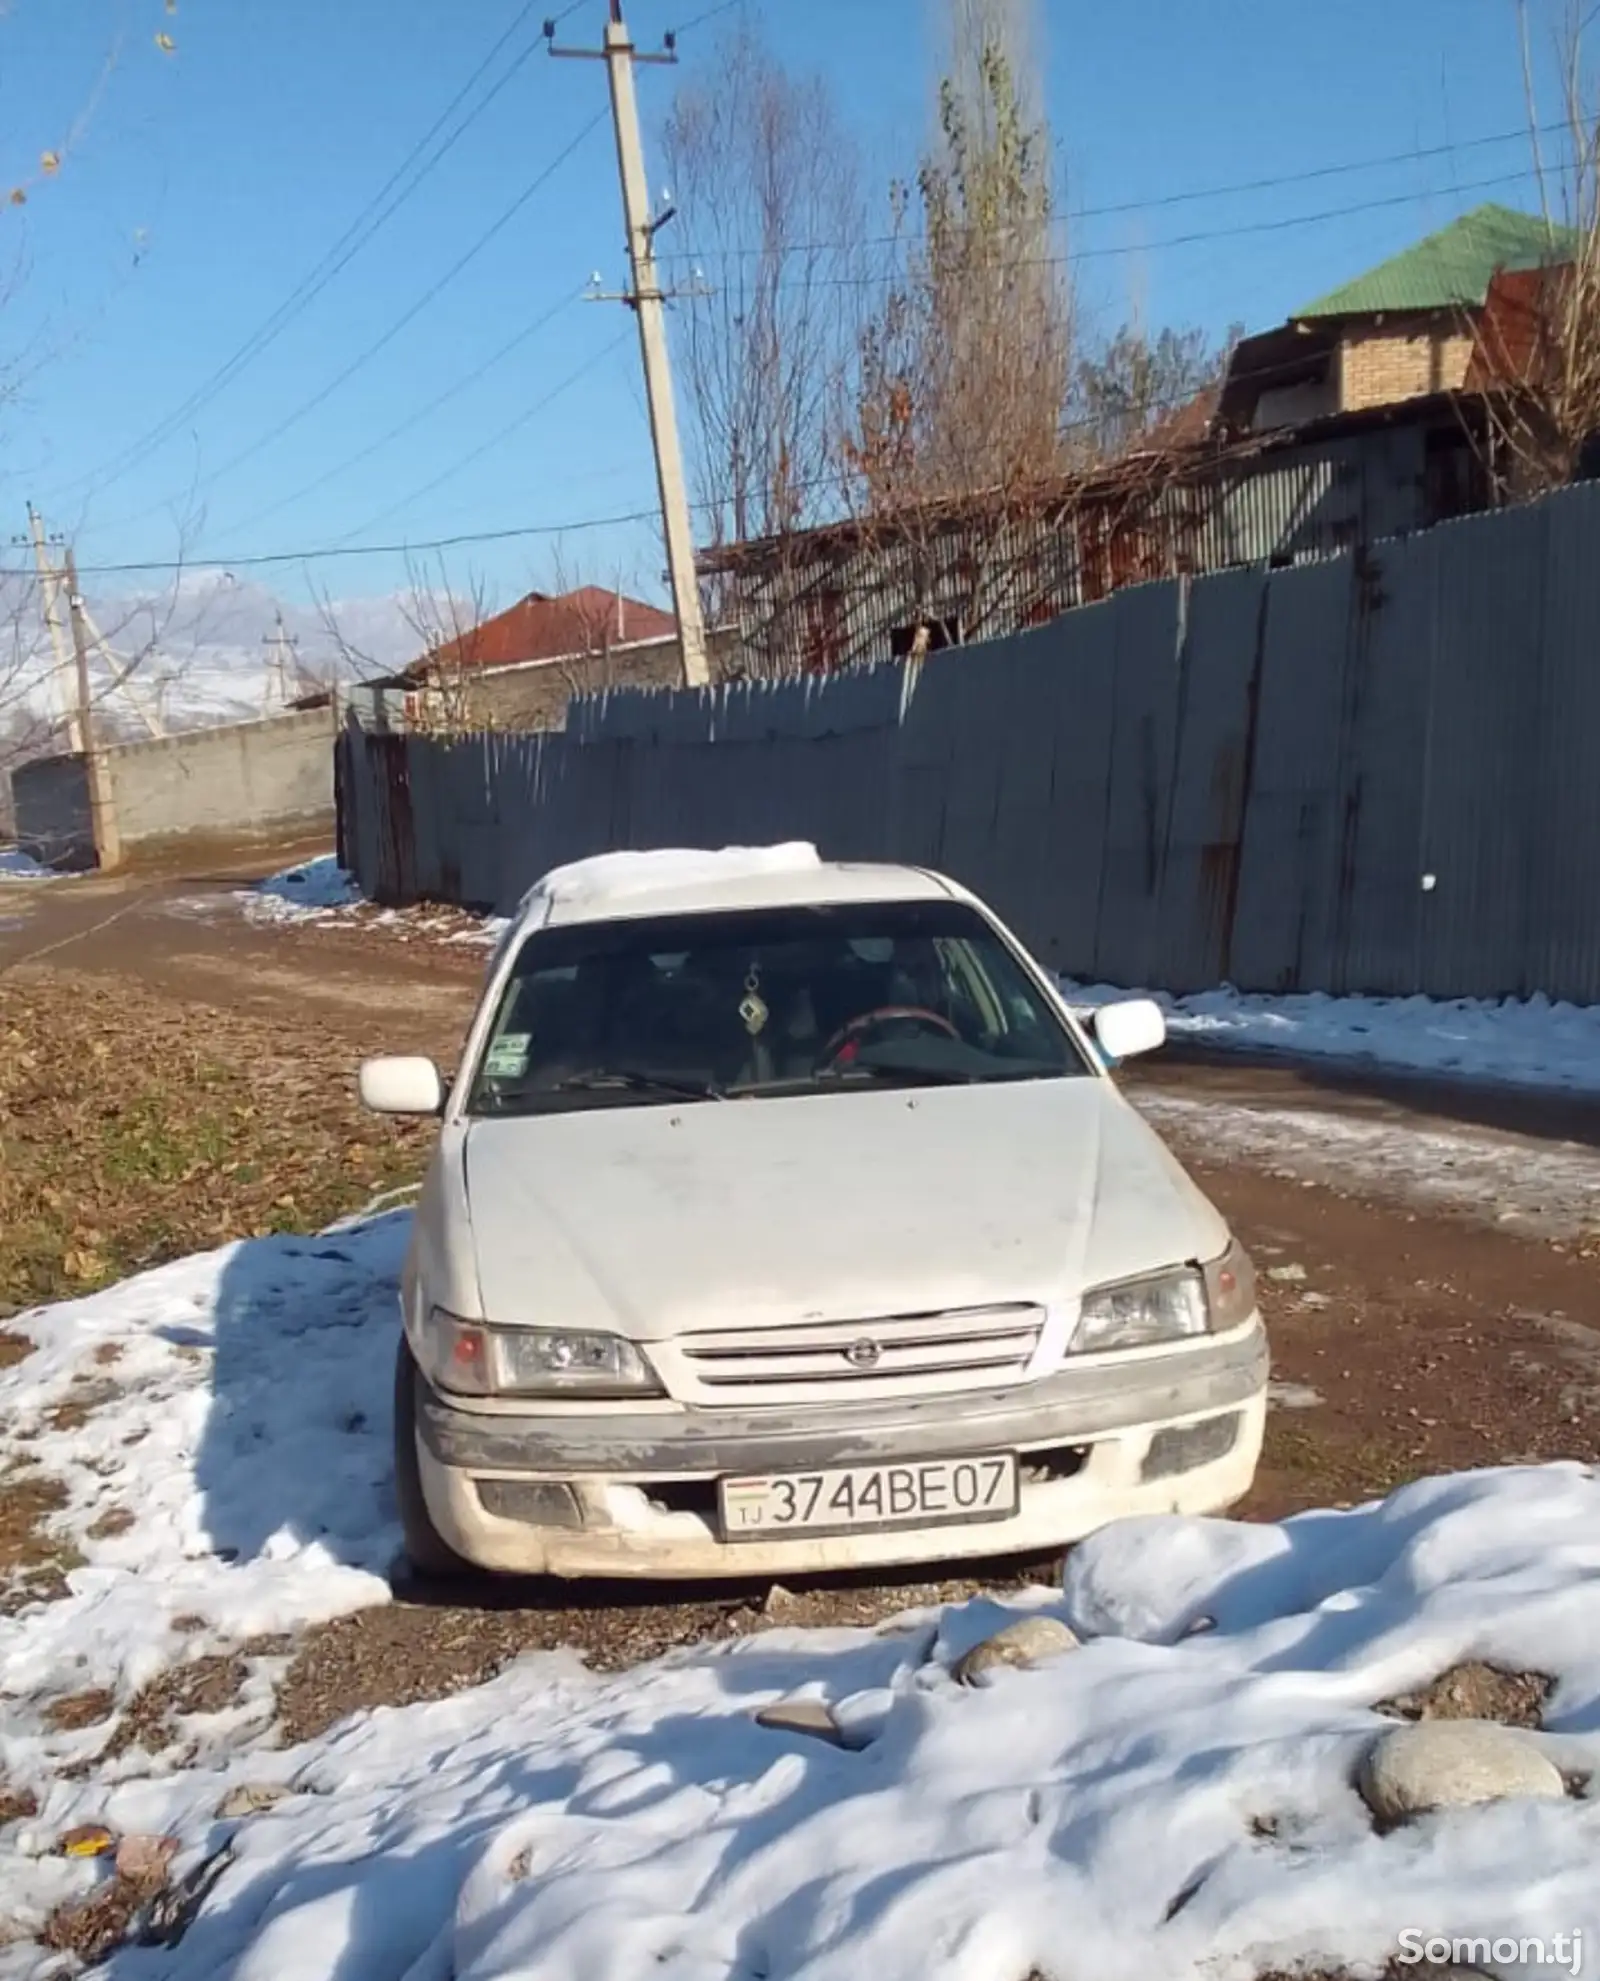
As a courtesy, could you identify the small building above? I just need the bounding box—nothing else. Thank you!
[1220,203,1564,433]
[347,586,734,733]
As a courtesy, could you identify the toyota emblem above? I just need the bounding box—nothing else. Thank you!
[844,1337,882,1369]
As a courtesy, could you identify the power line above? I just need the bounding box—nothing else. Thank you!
[666,164,1556,288]
[661,121,1570,268]
[0,509,669,578]
[14,312,1511,583]
[204,291,586,543]
[670,0,746,32]
[102,109,607,542]
[52,3,555,508]
[335,329,633,546]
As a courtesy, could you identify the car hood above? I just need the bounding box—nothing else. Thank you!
[459,1080,1228,1338]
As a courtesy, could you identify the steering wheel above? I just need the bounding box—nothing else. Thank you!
[817,1004,960,1072]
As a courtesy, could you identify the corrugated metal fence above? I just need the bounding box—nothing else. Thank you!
[337,482,1600,1002]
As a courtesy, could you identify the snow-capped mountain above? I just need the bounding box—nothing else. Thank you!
[1,569,430,740]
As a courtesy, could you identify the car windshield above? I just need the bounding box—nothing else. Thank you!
[467,898,1094,1114]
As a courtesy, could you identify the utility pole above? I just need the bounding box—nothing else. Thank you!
[64,546,119,868]
[546,4,710,688]
[63,548,95,762]
[26,503,81,749]
[262,608,301,714]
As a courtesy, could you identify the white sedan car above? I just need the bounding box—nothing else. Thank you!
[361,844,1267,1580]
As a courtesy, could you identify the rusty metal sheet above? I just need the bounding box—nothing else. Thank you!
[1147,565,1270,994]
[1323,536,1435,994]
[1226,555,1355,993]
[1414,501,1549,998]
[1522,480,1600,1002]
[1089,581,1185,988]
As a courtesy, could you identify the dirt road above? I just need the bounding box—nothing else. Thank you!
[4,850,1599,1730]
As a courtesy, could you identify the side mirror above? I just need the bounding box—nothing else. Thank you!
[359,1055,445,1116]
[1092,998,1166,1063]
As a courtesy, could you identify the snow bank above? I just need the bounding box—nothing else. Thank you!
[1068,980,1600,1095]
[241,855,362,925]
[8,1466,1600,1978]
[0,1217,403,1729]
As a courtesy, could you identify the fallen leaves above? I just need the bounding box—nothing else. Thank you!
[0,968,427,1309]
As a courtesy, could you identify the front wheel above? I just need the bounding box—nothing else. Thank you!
[392,1333,474,1580]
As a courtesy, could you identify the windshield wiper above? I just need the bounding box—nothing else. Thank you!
[548,1068,727,1102]
[819,1061,977,1086]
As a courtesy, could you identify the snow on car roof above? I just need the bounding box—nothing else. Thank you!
[512,844,956,931]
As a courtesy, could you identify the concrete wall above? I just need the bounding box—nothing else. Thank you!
[338,481,1600,1005]
[102,707,335,859]
[9,753,95,870]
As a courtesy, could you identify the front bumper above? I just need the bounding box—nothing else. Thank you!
[412,1317,1269,1578]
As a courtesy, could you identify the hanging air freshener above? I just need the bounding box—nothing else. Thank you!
[738,967,769,1037]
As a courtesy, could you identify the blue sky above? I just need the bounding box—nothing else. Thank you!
[0,0,1581,619]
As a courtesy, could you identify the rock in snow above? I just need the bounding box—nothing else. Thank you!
[753,1697,850,1747]
[953,1613,1080,1684]
[214,1783,294,1820]
[1358,1718,1567,1824]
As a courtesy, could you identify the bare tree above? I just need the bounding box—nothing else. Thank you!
[1475,1,1600,493]
[846,0,1071,512]
[394,557,496,734]
[662,19,867,569]
[1072,322,1242,459]
[313,557,493,732]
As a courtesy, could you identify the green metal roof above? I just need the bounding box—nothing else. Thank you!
[1297,204,1567,318]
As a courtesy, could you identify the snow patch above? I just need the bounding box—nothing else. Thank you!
[0,1217,403,1732]
[241,855,362,925]
[7,1464,1600,1975]
[1067,980,1600,1095]
[0,849,56,882]
[1137,1090,1600,1243]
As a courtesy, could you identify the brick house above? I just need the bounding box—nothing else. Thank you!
[1219,204,1565,433]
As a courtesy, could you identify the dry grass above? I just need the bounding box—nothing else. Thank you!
[1376,1661,1550,1730]
[0,970,429,1311]
[42,1688,115,1733]
[0,1465,82,1613]
[40,1869,166,1964]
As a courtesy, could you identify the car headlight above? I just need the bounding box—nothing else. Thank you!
[1073,1240,1255,1352]
[422,1309,662,1398]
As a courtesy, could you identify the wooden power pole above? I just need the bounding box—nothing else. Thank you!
[546,3,711,688]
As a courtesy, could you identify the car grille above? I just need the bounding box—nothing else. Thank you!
[665,1305,1047,1405]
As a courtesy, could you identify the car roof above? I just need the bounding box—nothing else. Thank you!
[515,846,964,933]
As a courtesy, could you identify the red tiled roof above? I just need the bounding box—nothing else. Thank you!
[406,587,676,680]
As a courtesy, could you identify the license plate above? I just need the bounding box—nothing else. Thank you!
[718,1453,1019,1541]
